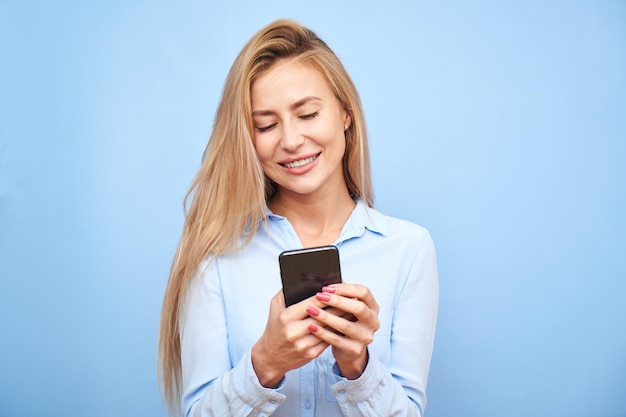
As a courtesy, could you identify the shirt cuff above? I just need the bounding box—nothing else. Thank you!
[230,349,286,414]
[329,352,387,403]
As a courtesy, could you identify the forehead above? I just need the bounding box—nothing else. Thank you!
[251,59,334,109]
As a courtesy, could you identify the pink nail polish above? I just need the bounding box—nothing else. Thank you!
[306,306,320,316]
[316,292,331,302]
[322,286,337,293]
[308,324,319,332]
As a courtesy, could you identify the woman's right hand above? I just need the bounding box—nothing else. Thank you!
[251,290,330,388]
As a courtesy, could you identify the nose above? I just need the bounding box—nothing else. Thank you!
[280,121,304,151]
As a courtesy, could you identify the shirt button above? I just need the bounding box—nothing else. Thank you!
[304,400,312,409]
[269,399,277,404]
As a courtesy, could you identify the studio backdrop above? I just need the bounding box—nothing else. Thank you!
[1,1,624,416]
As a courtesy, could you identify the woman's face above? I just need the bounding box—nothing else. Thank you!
[251,59,351,200]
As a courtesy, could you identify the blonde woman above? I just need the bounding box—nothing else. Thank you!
[159,19,439,417]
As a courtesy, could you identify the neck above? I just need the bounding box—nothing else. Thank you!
[269,188,356,247]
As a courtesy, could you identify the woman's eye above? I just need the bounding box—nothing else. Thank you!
[300,111,319,120]
[256,123,277,133]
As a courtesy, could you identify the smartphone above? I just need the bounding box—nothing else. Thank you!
[279,245,342,306]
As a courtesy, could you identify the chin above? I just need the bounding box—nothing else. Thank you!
[278,181,324,196]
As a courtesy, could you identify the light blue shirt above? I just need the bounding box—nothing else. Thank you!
[180,200,439,417]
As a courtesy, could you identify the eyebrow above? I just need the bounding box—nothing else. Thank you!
[251,96,322,116]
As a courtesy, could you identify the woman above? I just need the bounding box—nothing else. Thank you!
[159,19,438,417]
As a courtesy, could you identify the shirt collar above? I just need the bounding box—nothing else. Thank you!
[267,199,389,240]
[341,199,388,240]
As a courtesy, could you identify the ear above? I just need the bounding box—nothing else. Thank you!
[343,112,352,131]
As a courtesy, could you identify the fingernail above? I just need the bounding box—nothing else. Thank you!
[306,306,320,316]
[322,286,336,293]
[316,292,331,302]
[308,324,319,332]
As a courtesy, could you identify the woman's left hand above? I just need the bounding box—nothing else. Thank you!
[305,283,380,379]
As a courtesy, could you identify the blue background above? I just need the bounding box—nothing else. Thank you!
[1,1,624,416]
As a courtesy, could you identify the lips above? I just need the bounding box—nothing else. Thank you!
[280,153,320,169]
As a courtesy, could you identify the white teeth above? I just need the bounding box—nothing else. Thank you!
[283,155,317,168]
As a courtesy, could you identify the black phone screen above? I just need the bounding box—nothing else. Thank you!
[279,245,342,306]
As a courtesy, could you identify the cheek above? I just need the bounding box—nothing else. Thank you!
[253,141,279,178]
[314,120,344,147]
[252,138,271,161]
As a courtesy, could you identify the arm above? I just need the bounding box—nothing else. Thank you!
[308,232,439,416]
[180,259,285,417]
[181,259,334,417]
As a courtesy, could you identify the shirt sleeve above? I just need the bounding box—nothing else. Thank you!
[180,258,286,417]
[329,231,439,417]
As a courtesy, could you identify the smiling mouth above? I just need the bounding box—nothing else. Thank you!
[281,153,320,169]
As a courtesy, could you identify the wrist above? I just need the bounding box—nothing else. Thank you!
[251,341,284,388]
[336,349,369,380]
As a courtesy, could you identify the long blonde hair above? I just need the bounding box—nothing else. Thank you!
[158,18,373,415]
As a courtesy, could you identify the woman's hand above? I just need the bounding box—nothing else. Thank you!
[251,290,330,388]
[305,283,381,379]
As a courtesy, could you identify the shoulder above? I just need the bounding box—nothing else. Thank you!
[363,204,433,245]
